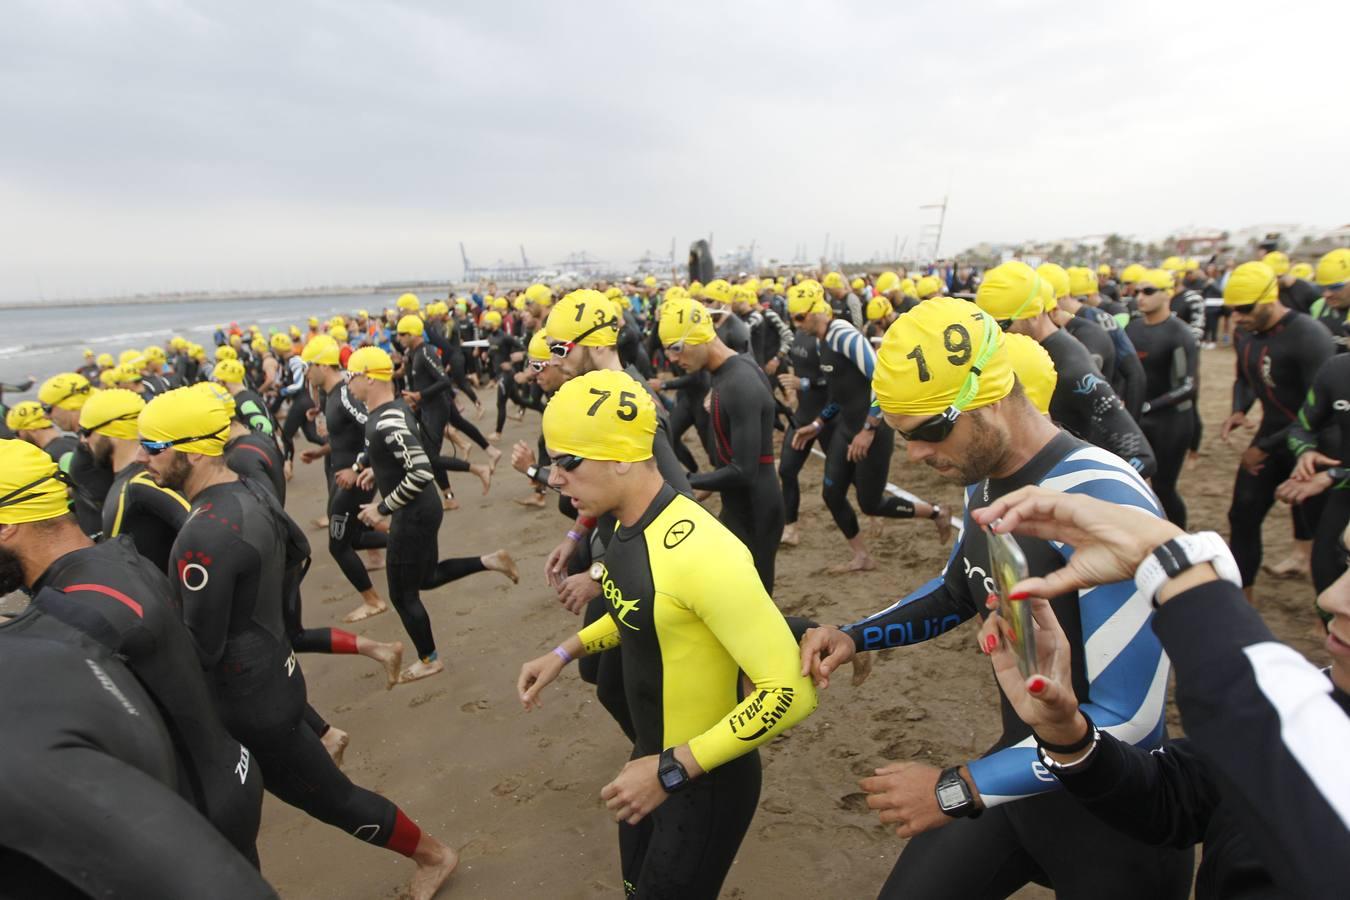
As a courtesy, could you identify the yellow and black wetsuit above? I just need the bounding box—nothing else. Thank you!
[575,483,816,898]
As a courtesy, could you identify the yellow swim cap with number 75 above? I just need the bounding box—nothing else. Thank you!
[872,297,1015,416]
[542,369,656,463]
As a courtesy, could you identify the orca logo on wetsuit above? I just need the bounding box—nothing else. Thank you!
[1334,400,1350,412]
[663,519,695,549]
[177,550,211,591]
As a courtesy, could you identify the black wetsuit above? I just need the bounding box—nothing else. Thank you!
[1063,315,1117,390]
[1280,278,1322,314]
[1169,288,1205,342]
[715,312,751,354]
[101,461,190,572]
[1228,310,1336,585]
[688,353,785,591]
[226,431,287,503]
[1127,314,1199,527]
[363,400,486,662]
[1287,353,1350,594]
[1040,328,1156,478]
[779,329,829,525]
[664,367,711,472]
[0,630,277,899]
[321,383,386,595]
[18,538,264,862]
[42,433,79,471]
[486,330,527,434]
[817,320,916,541]
[1078,306,1146,419]
[233,387,278,436]
[68,441,114,538]
[169,477,419,854]
[1310,295,1350,353]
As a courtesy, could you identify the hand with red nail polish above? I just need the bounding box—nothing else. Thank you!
[978,596,1082,745]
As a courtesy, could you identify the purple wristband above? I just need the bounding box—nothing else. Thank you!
[566,529,583,543]
[552,646,573,665]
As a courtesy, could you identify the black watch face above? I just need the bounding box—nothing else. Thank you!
[659,768,683,790]
[936,780,968,810]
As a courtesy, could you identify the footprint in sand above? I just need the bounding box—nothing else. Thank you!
[460,698,490,713]
[491,778,520,796]
[837,792,869,813]
[408,689,446,708]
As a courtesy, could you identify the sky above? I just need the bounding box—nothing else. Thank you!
[3,0,1348,302]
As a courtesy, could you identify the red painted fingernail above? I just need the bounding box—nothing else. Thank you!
[1027,676,1047,694]
[984,634,997,654]
[985,593,998,609]
[1009,591,1030,601]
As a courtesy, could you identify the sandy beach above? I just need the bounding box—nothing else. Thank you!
[256,346,1326,899]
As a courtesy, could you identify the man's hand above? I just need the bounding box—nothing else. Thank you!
[1294,449,1340,481]
[511,440,538,476]
[544,536,578,588]
[300,449,323,464]
[601,755,669,826]
[357,501,386,529]
[305,406,320,421]
[1220,411,1250,444]
[401,390,422,404]
[847,428,875,462]
[791,421,822,451]
[556,573,601,614]
[765,357,780,376]
[692,489,713,503]
[335,468,358,489]
[776,372,799,393]
[517,651,566,710]
[1277,472,1333,505]
[1240,445,1268,476]
[859,762,960,838]
[647,378,665,393]
[356,468,375,491]
[799,625,857,689]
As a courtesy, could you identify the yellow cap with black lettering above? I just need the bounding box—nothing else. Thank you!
[38,372,93,411]
[1224,261,1279,307]
[872,297,1015,416]
[1315,248,1350,287]
[786,281,830,317]
[1001,333,1057,415]
[212,359,246,385]
[6,401,52,432]
[301,335,341,366]
[347,346,394,382]
[0,439,70,525]
[78,388,145,439]
[975,261,1045,322]
[138,387,230,457]
[546,290,620,346]
[658,297,715,346]
[542,368,656,463]
[866,297,892,321]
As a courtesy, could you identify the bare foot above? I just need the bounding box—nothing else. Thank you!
[284,460,294,481]
[514,492,547,509]
[363,550,385,571]
[399,658,445,684]
[370,640,404,690]
[409,835,458,900]
[827,555,877,574]
[474,401,485,420]
[488,431,501,443]
[321,727,349,768]
[484,549,519,584]
[343,600,388,623]
[513,405,526,421]
[1262,556,1309,579]
[780,523,800,546]
[863,515,884,539]
[473,463,493,495]
[486,445,503,471]
[312,516,330,530]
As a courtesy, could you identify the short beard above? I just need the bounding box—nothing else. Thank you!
[927,411,1007,485]
[0,544,27,596]
[90,435,115,470]
[155,453,194,493]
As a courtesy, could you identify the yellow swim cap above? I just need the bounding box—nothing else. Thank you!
[900,277,918,298]
[347,346,394,382]
[546,290,619,346]
[663,286,689,304]
[396,314,424,337]
[119,349,142,366]
[975,261,1045,322]
[301,335,341,366]
[822,272,845,291]
[143,346,166,364]
[6,401,52,432]
[1000,333,1057,415]
[492,297,509,311]
[82,348,95,359]
[866,297,892,322]
[330,324,348,342]
[527,330,551,362]
[872,297,1015,417]
[112,364,142,385]
[190,381,236,418]
[1097,264,1111,277]
[658,297,716,347]
[851,277,865,292]
[0,439,70,525]
[38,373,93,411]
[915,275,943,299]
[98,369,120,387]
[525,283,554,305]
[216,345,237,361]
[1290,262,1314,282]
[78,388,145,440]
[138,387,230,457]
[703,279,733,305]
[1261,251,1290,276]
[1315,248,1350,287]
[270,333,293,353]
[542,369,656,464]
[482,310,503,329]
[1068,266,1098,297]
[1040,278,1058,313]
[1036,263,1070,299]
[96,353,115,368]
[512,295,527,312]
[212,359,246,385]
[397,293,421,311]
[1120,264,1146,284]
[786,282,829,317]
[1224,261,1279,307]
[875,271,901,295]
[1138,269,1175,292]
[1161,256,1186,273]
[730,284,757,307]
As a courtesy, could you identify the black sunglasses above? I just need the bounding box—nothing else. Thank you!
[1229,302,1258,315]
[78,412,139,438]
[1138,286,1162,296]
[140,432,225,455]
[549,318,618,359]
[550,453,586,471]
[896,407,962,443]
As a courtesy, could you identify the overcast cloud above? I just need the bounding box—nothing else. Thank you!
[2,0,1347,301]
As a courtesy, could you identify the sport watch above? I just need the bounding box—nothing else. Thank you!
[658,748,690,793]
[934,766,981,818]
[1133,531,1241,607]
[588,562,605,582]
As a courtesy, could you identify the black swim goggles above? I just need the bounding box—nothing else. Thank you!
[549,453,587,471]
[40,382,92,413]
[895,407,963,443]
[78,412,139,438]
[0,471,70,511]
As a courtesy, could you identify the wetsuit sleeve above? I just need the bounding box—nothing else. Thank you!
[841,518,975,651]
[766,309,793,355]
[1149,579,1350,900]
[1287,359,1336,458]
[339,385,368,426]
[1143,329,1198,413]
[278,358,306,398]
[846,293,864,329]
[1106,324,1147,419]
[1052,735,1218,849]
[416,346,452,401]
[0,746,278,899]
[968,463,1168,806]
[238,396,275,435]
[1231,353,1257,415]
[576,610,620,655]
[689,372,765,492]
[679,551,818,771]
[823,319,882,419]
[1069,369,1156,477]
[374,408,435,514]
[662,372,698,390]
[175,521,255,669]
[1256,326,1335,453]
[653,418,693,495]
[117,472,190,536]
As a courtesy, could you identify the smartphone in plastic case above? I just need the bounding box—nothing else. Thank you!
[986,525,1037,677]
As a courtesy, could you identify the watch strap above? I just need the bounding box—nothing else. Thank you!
[1133,531,1241,607]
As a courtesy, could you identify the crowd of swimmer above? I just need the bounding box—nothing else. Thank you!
[2,242,1348,900]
